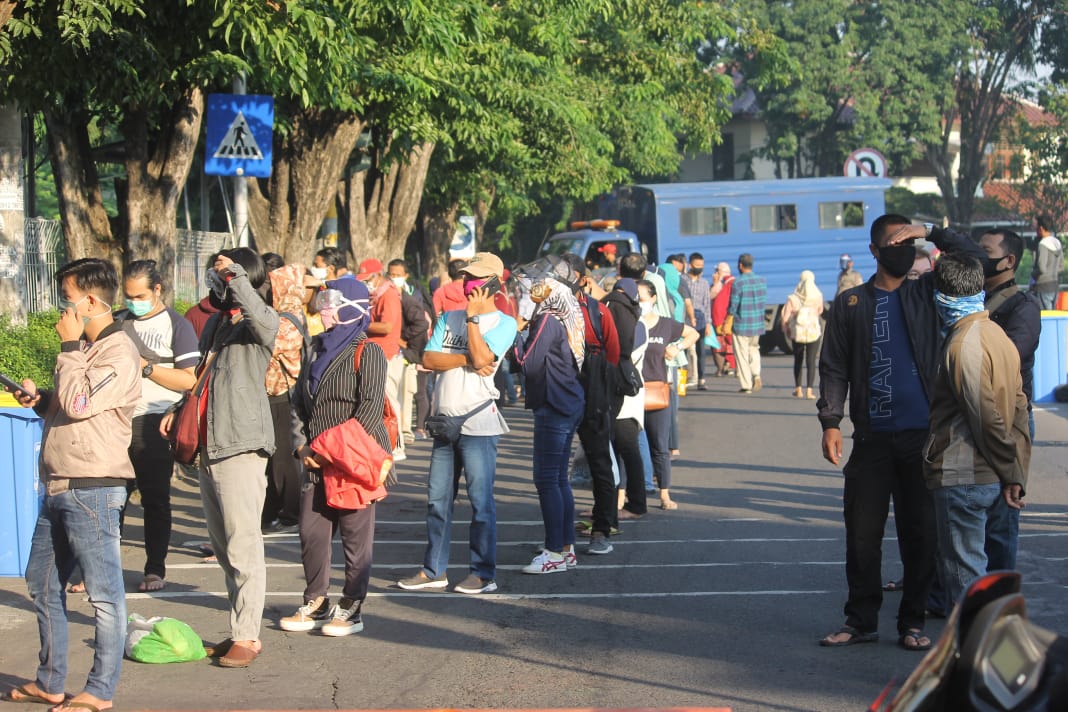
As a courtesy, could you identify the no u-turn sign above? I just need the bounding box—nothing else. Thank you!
[843,148,888,178]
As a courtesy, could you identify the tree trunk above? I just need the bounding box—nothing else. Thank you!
[247,109,364,268]
[341,139,435,267]
[122,86,204,300]
[43,107,116,263]
[421,202,460,283]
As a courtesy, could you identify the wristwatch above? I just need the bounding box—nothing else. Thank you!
[923,222,934,238]
[142,363,154,378]
[466,315,480,325]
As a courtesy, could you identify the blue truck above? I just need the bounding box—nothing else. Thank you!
[539,177,891,352]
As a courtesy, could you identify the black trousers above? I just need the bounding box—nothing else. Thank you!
[263,392,303,526]
[128,411,173,579]
[578,413,617,536]
[792,340,820,388]
[298,475,376,603]
[841,429,935,635]
[613,417,647,515]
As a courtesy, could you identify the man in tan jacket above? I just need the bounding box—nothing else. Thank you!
[924,253,1030,616]
[5,258,141,712]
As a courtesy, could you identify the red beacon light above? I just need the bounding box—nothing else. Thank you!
[569,219,620,231]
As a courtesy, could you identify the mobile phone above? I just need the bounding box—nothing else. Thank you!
[0,371,32,397]
[480,275,502,296]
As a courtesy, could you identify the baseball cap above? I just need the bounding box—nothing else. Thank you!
[460,252,505,279]
[597,243,617,254]
[356,258,383,280]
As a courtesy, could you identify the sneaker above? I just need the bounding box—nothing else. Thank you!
[523,550,568,575]
[587,533,613,555]
[396,571,449,590]
[392,448,407,462]
[279,596,331,632]
[453,574,498,594]
[562,549,578,569]
[321,598,363,637]
[753,376,762,392]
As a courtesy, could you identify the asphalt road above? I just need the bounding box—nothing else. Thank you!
[1,353,1067,712]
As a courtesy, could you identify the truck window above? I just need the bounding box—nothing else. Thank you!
[679,207,728,236]
[541,237,583,256]
[818,201,865,229]
[750,204,798,232]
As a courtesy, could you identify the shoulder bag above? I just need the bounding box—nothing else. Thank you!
[424,400,494,443]
[170,351,216,465]
[643,380,671,411]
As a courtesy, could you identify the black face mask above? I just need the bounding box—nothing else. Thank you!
[689,268,703,276]
[983,255,1012,278]
[877,245,916,278]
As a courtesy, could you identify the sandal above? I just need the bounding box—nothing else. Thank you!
[659,500,678,510]
[882,579,904,593]
[4,685,66,705]
[137,574,166,592]
[899,628,932,651]
[819,625,879,647]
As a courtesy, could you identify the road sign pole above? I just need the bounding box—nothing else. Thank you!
[232,74,249,248]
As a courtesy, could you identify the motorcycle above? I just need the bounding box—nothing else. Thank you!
[871,571,1068,711]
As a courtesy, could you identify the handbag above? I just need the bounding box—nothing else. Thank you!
[170,351,216,466]
[643,380,671,411]
[424,400,494,443]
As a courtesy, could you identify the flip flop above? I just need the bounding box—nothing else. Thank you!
[50,702,105,712]
[4,685,66,705]
[899,628,932,651]
[819,626,879,647]
[137,575,166,592]
[882,579,904,593]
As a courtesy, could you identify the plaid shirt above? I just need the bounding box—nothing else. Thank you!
[728,271,767,336]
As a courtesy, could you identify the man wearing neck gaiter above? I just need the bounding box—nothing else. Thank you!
[817,214,985,651]
[924,253,1030,617]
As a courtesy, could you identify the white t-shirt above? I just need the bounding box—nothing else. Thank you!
[128,308,200,417]
[616,321,648,426]
[426,309,518,436]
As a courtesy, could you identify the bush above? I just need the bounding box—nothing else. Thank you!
[0,311,61,390]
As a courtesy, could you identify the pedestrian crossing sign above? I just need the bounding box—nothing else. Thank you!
[204,93,274,177]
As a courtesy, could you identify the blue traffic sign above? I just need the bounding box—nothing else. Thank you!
[204,94,274,177]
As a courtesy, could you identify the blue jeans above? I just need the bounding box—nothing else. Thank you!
[533,406,582,551]
[25,486,127,700]
[638,428,655,490]
[932,483,1008,611]
[422,434,499,579]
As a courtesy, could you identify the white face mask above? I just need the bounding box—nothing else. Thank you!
[640,301,654,316]
[391,276,408,291]
[309,266,328,281]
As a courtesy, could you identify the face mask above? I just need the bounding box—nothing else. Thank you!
[60,295,108,326]
[840,257,851,271]
[391,276,408,291]
[689,268,703,277]
[125,298,154,317]
[310,266,329,280]
[205,269,227,299]
[640,301,654,316]
[983,255,1011,278]
[877,245,916,278]
[363,279,377,292]
[463,278,488,297]
[314,289,369,329]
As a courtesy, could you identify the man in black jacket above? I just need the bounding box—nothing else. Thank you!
[978,228,1041,571]
[817,214,985,650]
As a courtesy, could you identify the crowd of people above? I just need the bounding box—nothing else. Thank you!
[1,211,1054,707]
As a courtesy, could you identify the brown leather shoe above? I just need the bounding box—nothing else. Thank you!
[204,638,233,658]
[218,641,261,668]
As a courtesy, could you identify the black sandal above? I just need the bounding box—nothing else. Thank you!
[819,625,879,647]
[899,628,932,651]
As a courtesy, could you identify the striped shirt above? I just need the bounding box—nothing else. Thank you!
[728,271,767,336]
[306,334,390,451]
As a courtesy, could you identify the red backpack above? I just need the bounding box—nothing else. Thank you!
[353,341,400,451]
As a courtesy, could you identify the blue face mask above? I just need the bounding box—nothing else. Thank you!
[934,289,986,333]
[125,298,154,317]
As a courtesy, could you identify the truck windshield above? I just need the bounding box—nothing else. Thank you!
[540,238,583,256]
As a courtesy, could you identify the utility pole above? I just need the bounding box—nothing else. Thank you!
[0,105,26,324]
[232,74,249,248]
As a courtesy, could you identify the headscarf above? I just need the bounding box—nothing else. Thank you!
[532,277,585,369]
[794,270,824,307]
[308,279,372,394]
[934,289,986,336]
[659,263,685,322]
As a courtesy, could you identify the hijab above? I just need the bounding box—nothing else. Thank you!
[659,263,685,322]
[308,279,372,394]
[532,277,585,369]
[794,270,824,307]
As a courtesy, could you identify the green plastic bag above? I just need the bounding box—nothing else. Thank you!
[126,614,207,663]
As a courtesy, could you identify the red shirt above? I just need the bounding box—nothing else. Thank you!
[433,281,468,315]
[368,284,402,360]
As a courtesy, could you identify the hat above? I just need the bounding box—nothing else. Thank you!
[597,243,617,254]
[356,258,383,280]
[840,254,852,261]
[460,252,505,279]
[614,277,638,301]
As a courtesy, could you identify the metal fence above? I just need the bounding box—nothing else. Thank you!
[23,217,65,313]
[21,220,233,312]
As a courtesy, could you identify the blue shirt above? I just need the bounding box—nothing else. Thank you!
[728,271,767,336]
[518,315,585,417]
[869,288,928,431]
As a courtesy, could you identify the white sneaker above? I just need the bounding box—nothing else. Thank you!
[279,596,330,632]
[522,550,568,575]
[562,550,578,569]
[321,598,363,637]
[392,448,407,462]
